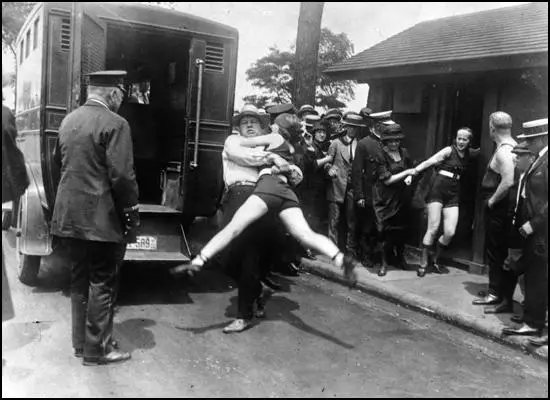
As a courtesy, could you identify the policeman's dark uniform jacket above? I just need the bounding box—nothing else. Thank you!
[51,71,139,363]
[351,110,393,263]
[3,105,30,323]
[514,121,548,333]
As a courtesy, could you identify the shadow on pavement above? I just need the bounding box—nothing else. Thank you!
[115,318,157,353]
[463,281,487,297]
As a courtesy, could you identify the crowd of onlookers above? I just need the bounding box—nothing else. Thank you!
[230,103,547,345]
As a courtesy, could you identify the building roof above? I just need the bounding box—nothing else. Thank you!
[325,3,548,80]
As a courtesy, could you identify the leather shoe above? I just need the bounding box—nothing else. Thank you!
[510,314,524,324]
[502,323,542,336]
[261,275,283,291]
[377,265,387,277]
[472,294,500,306]
[417,266,427,278]
[223,318,253,334]
[74,348,84,358]
[484,302,513,314]
[82,350,131,366]
[528,335,548,347]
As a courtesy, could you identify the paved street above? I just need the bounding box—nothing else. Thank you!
[2,231,548,398]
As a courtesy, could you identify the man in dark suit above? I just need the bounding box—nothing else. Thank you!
[503,118,548,338]
[51,71,140,366]
[325,113,365,256]
[351,110,394,267]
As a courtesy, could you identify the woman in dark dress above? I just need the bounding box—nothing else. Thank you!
[373,124,416,277]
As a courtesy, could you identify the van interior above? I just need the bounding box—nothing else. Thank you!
[104,24,191,210]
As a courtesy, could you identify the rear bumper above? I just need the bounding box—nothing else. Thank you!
[124,250,189,262]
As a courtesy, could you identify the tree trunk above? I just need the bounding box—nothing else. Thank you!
[293,2,324,108]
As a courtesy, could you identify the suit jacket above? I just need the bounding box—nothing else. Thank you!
[326,136,356,203]
[51,101,139,243]
[520,150,548,258]
[2,105,29,203]
[352,134,384,204]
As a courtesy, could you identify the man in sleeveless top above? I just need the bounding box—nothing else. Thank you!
[503,118,548,338]
[473,112,517,314]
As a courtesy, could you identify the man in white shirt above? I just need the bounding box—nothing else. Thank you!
[218,104,302,333]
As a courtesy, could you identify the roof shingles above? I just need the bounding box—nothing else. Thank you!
[325,3,548,74]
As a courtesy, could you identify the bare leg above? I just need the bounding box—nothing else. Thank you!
[278,207,359,286]
[172,196,268,275]
[422,202,443,246]
[439,206,459,246]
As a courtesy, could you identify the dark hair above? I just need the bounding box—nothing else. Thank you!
[457,127,473,139]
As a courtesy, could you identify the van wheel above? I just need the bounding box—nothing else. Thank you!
[18,254,41,286]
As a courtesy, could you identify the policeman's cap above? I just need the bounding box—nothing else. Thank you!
[266,103,296,116]
[88,70,127,93]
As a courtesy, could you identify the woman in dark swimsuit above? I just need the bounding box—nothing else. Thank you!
[172,114,358,285]
[414,128,479,277]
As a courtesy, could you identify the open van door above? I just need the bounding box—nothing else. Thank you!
[183,38,232,219]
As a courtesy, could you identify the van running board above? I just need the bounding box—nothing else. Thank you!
[138,204,182,214]
[125,251,190,262]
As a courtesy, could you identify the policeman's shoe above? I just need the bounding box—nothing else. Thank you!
[82,350,131,366]
[361,256,374,269]
[484,301,513,314]
[342,255,358,287]
[377,265,387,277]
[417,266,427,278]
[431,263,449,274]
[222,319,253,334]
[501,323,542,337]
[472,293,500,306]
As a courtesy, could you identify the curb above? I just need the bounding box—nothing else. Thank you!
[299,257,548,362]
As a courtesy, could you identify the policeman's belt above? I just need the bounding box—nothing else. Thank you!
[438,170,460,180]
[227,181,256,189]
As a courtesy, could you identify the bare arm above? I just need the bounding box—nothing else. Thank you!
[489,145,516,207]
[384,169,416,185]
[224,134,274,167]
[316,154,334,168]
[414,146,452,173]
[240,133,281,148]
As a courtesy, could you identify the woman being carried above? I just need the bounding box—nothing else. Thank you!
[414,128,479,277]
[171,113,358,285]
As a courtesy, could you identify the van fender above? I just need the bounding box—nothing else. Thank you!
[18,163,53,256]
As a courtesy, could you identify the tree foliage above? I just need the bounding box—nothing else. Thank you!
[244,28,356,109]
[2,2,36,55]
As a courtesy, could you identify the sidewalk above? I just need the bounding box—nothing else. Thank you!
[299,252,548,361]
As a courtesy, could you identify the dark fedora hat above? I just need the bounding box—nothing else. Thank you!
[380,123,404,141]
[297,104,319,118]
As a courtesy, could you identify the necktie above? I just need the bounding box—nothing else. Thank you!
[349,138,354,163]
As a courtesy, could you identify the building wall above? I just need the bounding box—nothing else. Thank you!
[365,66,548,264]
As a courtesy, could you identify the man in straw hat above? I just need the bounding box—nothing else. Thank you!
[502,118,548,339]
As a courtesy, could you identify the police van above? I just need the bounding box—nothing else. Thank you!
[9,2,238,284]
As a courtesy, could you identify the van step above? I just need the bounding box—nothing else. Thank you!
[138,204,182,214]
[124,250,190,262]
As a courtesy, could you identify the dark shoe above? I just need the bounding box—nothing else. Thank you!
[377,266,387,277]
[472,294,500,306]
[528,335,548,347]
[82,350,131,366]
[222,318,253,334]
[417,266,427,278]
[74,348,84,358]
[304,249,316,260]
[484,301,513,314]
[432,263,450,274]
[361,256,374,269]
[261,275,283,291]
[276,262,300,277]
[342,255,358,287]
[510,314,524,324]
[502,323,542,336]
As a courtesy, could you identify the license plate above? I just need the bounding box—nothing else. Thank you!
[127,236,157,251]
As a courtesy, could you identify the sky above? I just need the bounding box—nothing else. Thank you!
[3,2,526,110]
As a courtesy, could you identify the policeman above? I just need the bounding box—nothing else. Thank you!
[266,103,296,125]
[51,70,139,366]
